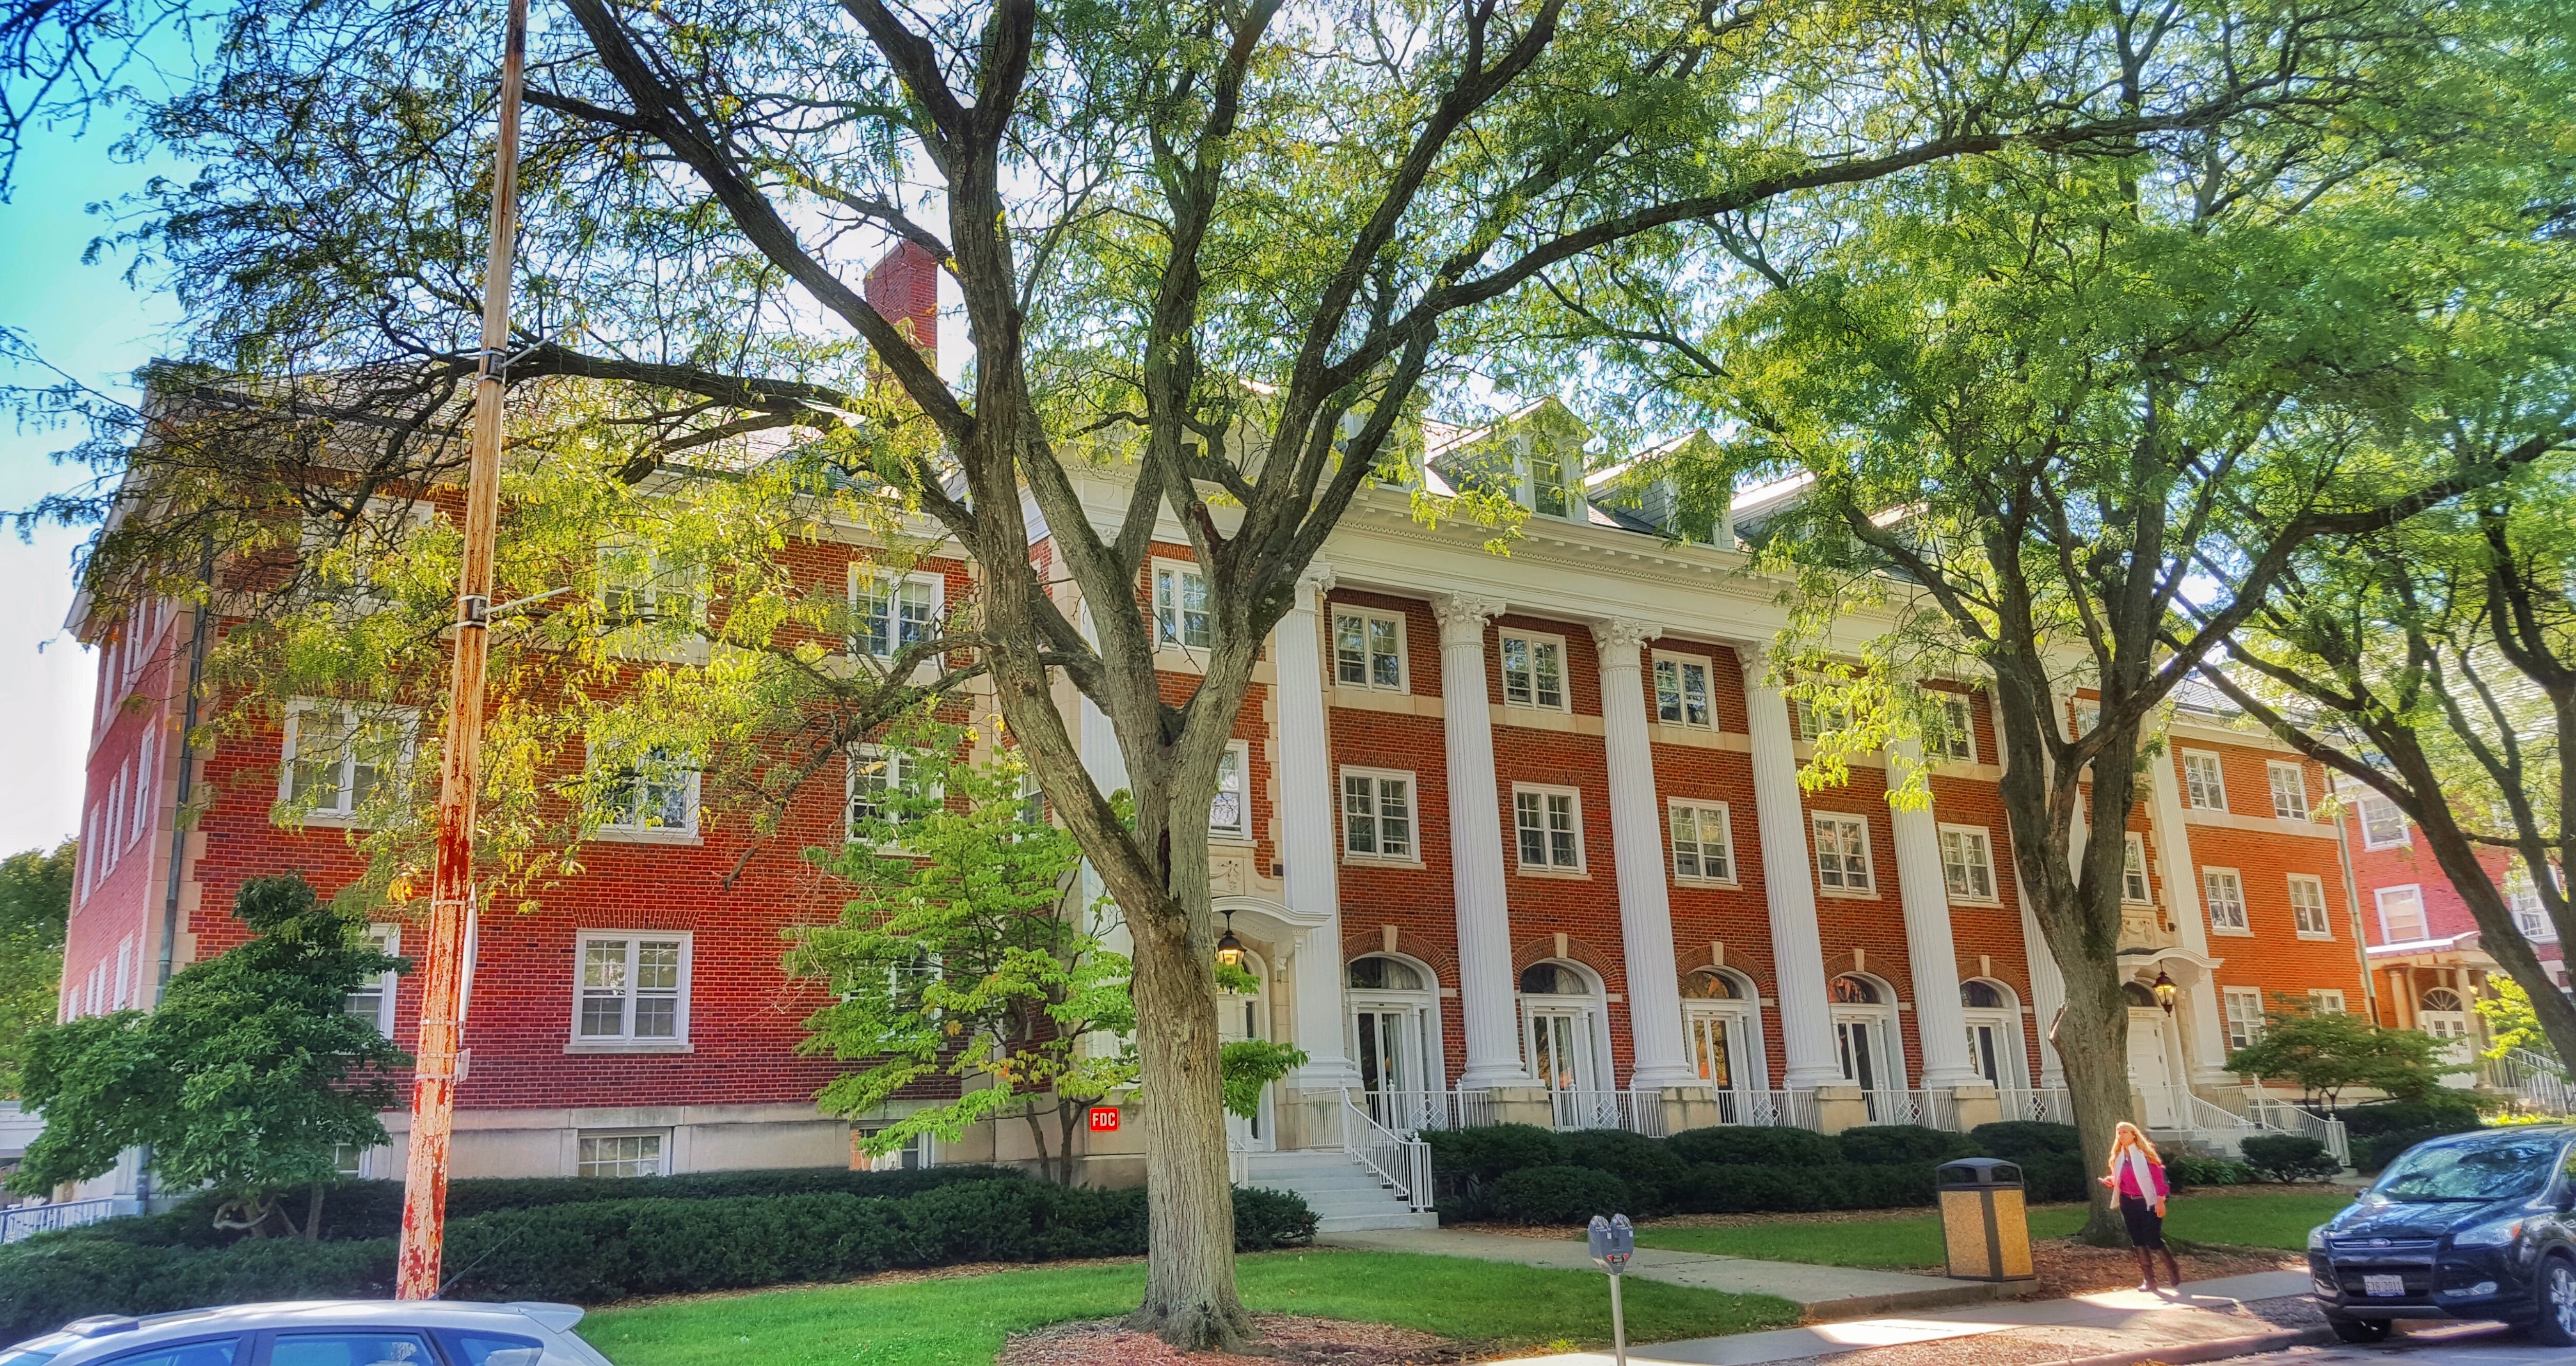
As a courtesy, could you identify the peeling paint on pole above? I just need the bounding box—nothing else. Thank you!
[395,0,527,1301]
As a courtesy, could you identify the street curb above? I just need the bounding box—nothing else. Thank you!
[2017,1325,2331,1366]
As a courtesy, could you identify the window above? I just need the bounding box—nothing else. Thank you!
[2360,793,2408,849]
[280,701,414,821]
[1669,802,1734,883]
[1799,697,1852,742]
[2507,872,2554,941]
[598,543,699,624]
[1153,561,1211,649]
[448,1333,548,1366]
[1209,741,1250,841]
[1514,786,1583,870]
[1521,439,1575,518]
[2182,752,2227,811]
[576,1131,667,1178]
[271,1335,433,1366]
[1333,610,1406,691]
[129,724,153,850]
[847,745,942,839]
[1938,826,1997,901]
[575,933,690,1044]
[1653,654,1714,728]
[347,924,399,1035]
[2288,875,2333,938]
[1934,691,1976,762]
[2310,989,2347,1014]
[595,745,699,834]
[1340,770,1415,861]
[855,1127,932,1172]
[2203,868,2249,932]
[2267,762,2310,820]
[852,567,939,659]
[1499,631,1566,709]
[1813,813,1875,893]
[2123,832,2153,904]
[2377,885,2429,942]
[2224,988,2266,1050]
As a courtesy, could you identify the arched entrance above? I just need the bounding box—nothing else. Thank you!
[1521,961,1612,1127]
[1682,968,1769,1098]
[1960,978,2028,1089]
[1348,952,1444,1130]
[2124,979,2183,1127]
[1829,973,1907,1118]
[2419,988,2477,1088]
[1220,948,1274,1151]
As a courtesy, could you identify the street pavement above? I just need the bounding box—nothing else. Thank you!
[2228,1324,2563,1366]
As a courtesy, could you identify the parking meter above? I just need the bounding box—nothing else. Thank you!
[1587,1214,1636,1365]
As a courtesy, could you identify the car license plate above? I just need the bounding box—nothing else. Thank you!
[2364,1274,2405,1298]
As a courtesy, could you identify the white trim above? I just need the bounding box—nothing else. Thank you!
[1649,650,1717,730]
[2122,831,2153,905]
[1152,558,1212,651]
[1339,766,1420,864]
[1812,811,1876,895]
[2357,793,2409,850]
[1209,739,1254,843]
[1511,782,1587,872]
[849,563,945,661]
[1933,690,1977,764]
[2202,866,2251,935]
[1936,823,2000,904]
[2181,750,2228,812]
[2375,884,2430,943]
[1331,608,1410,694]
[2223,986,2265,1050]
[569,930,695,1050]
[278,699,420,826]
[592,744,702,837]
[575,1129,672,1178]
[2265,761,2311,821]
[1498,629,1570,712]
[1666,799,1736,885]
[348,923,400,1036]
[2287,872,2334,940]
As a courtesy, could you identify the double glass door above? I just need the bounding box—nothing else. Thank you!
[1353,1003,1436,1128]
[1685,1009,1749,1091]
[1529,1010,1597,1092]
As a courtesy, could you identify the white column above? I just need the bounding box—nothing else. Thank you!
[1740,649,1842,1088]
[2147,730,2231,1081]
[1437,594,1531,1088]
[1279,565,1359,1088]
[1886,740,1979,1088]
[1594,619,1696,1090]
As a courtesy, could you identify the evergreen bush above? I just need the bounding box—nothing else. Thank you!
[1490,1165,1634,1225]
[1665,1124,1841,1168]
[1419,1123,1566,1181]
[1557,1128,1689,1211]
[2239,1134,2342,1182]
[1836,1125,1979,1167]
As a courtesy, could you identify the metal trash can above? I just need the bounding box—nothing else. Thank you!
[1935,1157,2035,1282]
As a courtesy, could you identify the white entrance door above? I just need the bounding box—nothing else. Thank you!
[1685,1008,1751,1092]
[1965,1017,2022,1088]
[2419,990,2476,1089]
[1530,1010,1597,1092]
[1354,1004,1431,1127]
[1219,972,1273,1151]
[2128,1008,2180,1127]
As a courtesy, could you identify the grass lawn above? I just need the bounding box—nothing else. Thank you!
[1631,1189,2360,1268]
[576,1248,1802,1366]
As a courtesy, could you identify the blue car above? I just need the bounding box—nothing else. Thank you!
[2307,1124,2576,1345]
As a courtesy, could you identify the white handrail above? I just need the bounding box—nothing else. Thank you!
[1996,1087,2073,1124]
[1545,1089,1667,1136]
[1341,1093,1434,1211]
[2244,1095,2352,1164]
[0,1197,120,1244]
[1714,1088,1817,1128]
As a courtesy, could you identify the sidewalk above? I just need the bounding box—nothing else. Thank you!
[1497,1269,2320,1366]
[1321,1226,2011,1319]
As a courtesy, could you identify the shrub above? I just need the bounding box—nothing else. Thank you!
[2240,1134,2341,1182]
[2354,1126,2454,1175]
[2337,1095,2484,1140]
[1967,1121,2081,1160]
[1837,1125,1978,1167]
[2013,1152,2090,1203]
[1557,1128,1688,1211]
[1666,1162,1937,1214]
[1232,1186,1322,1249]
[2168,1154,2255,1188]
[1666,1124,1841,1168]
[1421,1123,1567,1182]
[1491,1165,1633,1225]
[0,1235,394,1344]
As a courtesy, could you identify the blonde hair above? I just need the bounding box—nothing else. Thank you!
[2107,1120,2164,1170]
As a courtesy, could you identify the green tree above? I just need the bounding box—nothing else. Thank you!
[8,875,408,1236]
[2224,999,2452,1111]
[15,0,2458,1339]
[0,840,76,1098]
[789,716,1132,1186]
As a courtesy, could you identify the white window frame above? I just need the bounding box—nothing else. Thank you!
[2310,989,2347,1014]
[1332,610,1408,693]
[598,542,701,626]
[1668,800,1735,884]
[279,700,418,824]
[2359,794,2409,850]
[1339,767,1418,863]
[850,564,942,661]
[1512,784,1585,872]
[592,745,701,836]
[846,745,942,842]
[1516,435,1577,519]
[1813,812,1876,894]
[2506,871,2554,941]
[2266,761,2311,821]
[347,923,400,1036]
[1937,824,1999,903]
[1498,630,1569,711]
[2182,751,2228,811]
[2287,873,2334,939]
[576,1130,670,1178]
[1651,651,1716,730]
[571,931,693,1049]
[1934,691,1977,763]
[2376,884,2429,943]
[1209,740,1253,843]
[1152,560,1212,650]
[2122,832,2153,905]
[2224,987,2266,1051]
[2203,867,2250,934]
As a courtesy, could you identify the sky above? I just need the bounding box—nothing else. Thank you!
[0,115,187,855]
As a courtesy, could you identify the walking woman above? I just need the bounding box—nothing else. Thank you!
[2100,1121,2183,1292]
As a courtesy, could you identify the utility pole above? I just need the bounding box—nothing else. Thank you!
[394,0,528,1300]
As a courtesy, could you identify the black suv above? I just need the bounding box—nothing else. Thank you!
[2308,1124,2576,1344]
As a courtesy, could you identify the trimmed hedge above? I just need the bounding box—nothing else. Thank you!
[0,1178,1311,1341]
[2168,1154,2256,1187]
[1492,1166,1634,1225]
[1419,1123,1566,1182]
[2337,1095,2483,1139]
[1667,1162,1938,1215]
[1558,1128,1689,1212]
[1966,1121,2087,1201]
[2240,1134,2340,1183]
[1837,1125,1978,1167]
[1664,1125,1840,1168]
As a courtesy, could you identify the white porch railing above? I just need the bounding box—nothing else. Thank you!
[2244,1095,2352,1164]
[1341,1095,1434,1211]
[1863,1088,1956,1130]
[1996,1087,2073,1124]
[1360,1089,1496,1132]
[0,1198,119,1244]
[1715,1088,1818,1128]
[2481,1048,2574,1115]
[1548,1089,1667,1137]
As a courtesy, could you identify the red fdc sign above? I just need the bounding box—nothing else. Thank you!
[1088,1106,1121,1133]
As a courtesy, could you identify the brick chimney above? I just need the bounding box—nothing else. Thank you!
[863,241,939,374]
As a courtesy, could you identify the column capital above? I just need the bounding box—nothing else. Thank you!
[1592,617,1660,660]
[1734,639,1775,677]
[1433,593,1505,644]
[1296,560,1337,601]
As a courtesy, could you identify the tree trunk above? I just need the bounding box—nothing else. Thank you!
[1059,1100,1081,1188]
[1123,900,1250,1350]
[2053,955,2134,1246]
[304,1180,326,1241]
[1024,1101,1059,1187]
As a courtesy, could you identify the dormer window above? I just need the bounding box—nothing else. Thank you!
[1515,436,1576,519]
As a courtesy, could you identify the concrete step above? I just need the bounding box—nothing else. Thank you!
[1237,1149,1428,1233]
[1313,1210,1440,1233]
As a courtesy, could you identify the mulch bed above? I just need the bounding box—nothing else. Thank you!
[998,1314,1471,1365]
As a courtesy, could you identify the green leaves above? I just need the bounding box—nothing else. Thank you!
[2223,998,2455,1107]
[0,841,76,1099]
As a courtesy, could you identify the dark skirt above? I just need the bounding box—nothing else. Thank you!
[2119,1193,2165,1249]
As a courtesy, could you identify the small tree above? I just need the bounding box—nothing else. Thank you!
[8,875,408,1236]
[2225,998,2452,1112]
[2475,977,2566,1071]
[0,841,76,1098]
[789,717,1132,1185]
